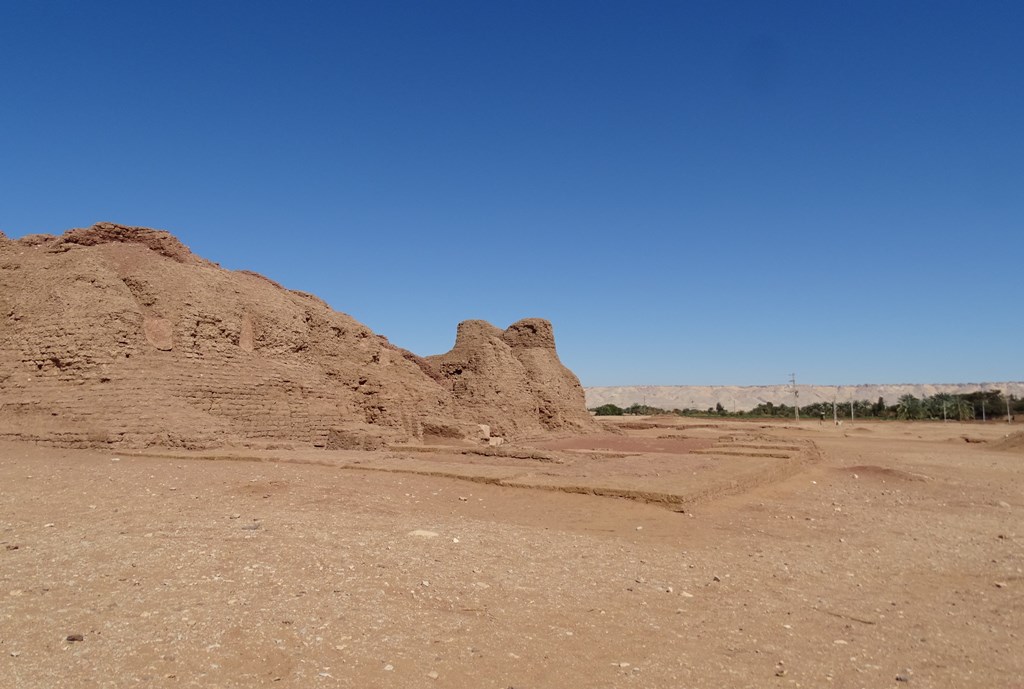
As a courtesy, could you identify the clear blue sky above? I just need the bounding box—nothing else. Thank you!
[2,1,1021,386]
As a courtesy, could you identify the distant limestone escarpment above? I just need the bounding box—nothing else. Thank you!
[586,383,1024,412]
[0,222,594,448]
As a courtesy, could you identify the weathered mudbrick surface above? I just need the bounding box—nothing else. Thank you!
[425,319,597,438]
[0,223,596,448]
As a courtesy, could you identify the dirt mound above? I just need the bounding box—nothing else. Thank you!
[425,318,599,437]
[10,222,205,264]
[0,223,594,448]
[991,430,1024,452]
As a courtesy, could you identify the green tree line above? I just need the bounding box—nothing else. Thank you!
[591,390,1022,421]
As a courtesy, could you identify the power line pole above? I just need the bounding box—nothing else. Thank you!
[833,387,838,425]
[790,373,799,421]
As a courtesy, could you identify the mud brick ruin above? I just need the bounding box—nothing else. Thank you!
[0,223,598,449]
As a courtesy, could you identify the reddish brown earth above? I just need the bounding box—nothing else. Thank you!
[2,417,1022,688]
[0,223,597,450]
[2,223,1022,687]
[426,319,597,438]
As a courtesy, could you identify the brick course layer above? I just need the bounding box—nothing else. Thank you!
[0,224,597,448]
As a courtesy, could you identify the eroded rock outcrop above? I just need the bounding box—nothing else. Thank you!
[0,222,595,448]
[425,318,599,438]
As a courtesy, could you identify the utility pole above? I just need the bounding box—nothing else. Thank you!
[850,395,855,421]
[1008,389,1013,423]
[833,388,838,425]
[982,397,986,422]
[790,373,799,421]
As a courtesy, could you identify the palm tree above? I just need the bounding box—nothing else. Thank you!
[954,396,975,421]
[896,394,922,420]
[929,393,956,421]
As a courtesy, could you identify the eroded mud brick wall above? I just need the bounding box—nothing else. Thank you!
[1,224,597,448]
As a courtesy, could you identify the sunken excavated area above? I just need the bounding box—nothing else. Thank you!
[0,222,595,449]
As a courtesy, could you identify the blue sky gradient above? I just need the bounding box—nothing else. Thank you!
[2,1,1021,386]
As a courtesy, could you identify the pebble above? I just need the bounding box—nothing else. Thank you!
[384,664,394,672]
[427,671,439,679]
[241,523,261,531]
[65,634,84,642]
[408,530,439,538]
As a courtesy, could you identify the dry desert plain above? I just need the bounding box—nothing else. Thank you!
[1,417,1022,688]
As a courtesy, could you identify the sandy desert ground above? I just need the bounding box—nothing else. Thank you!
[2,418,1022,688]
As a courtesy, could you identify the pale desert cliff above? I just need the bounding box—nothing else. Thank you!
[586,383,1024,412]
